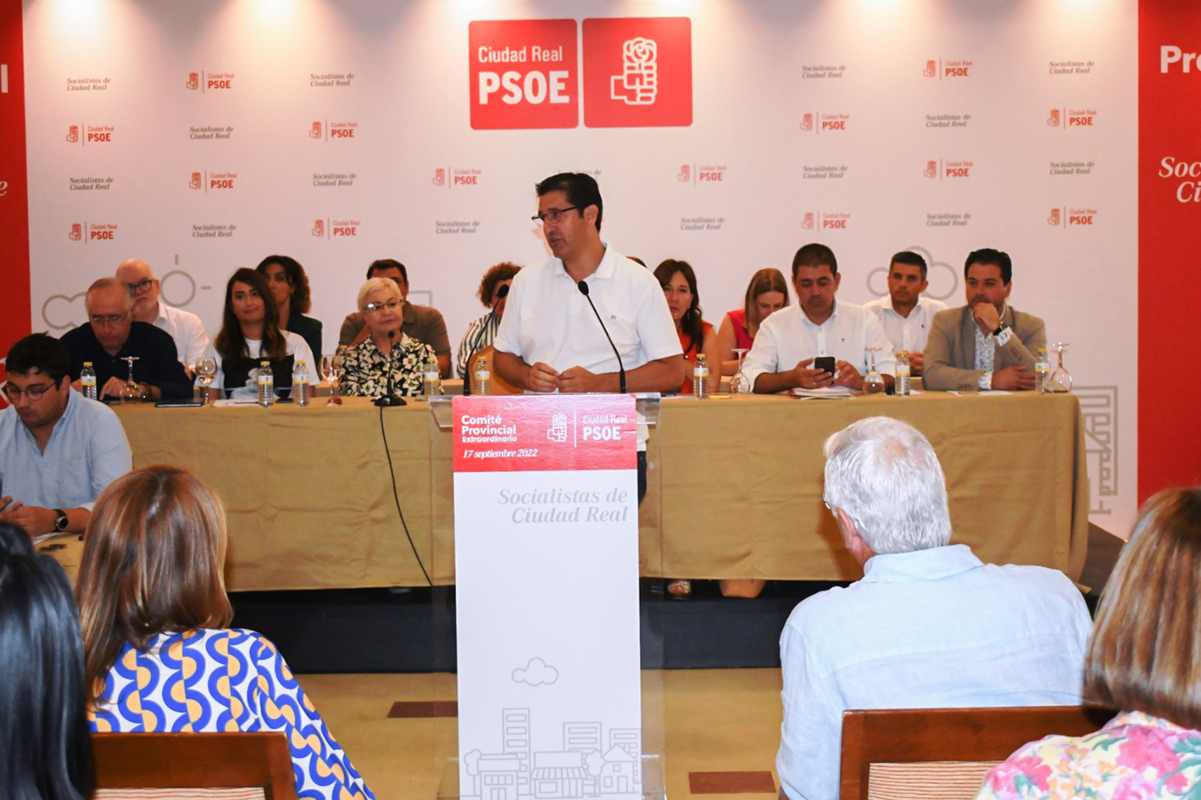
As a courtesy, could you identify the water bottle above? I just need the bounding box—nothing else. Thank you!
[895,351,911,396]
[80,361,97,400]
[257,360,274,407]
[293,359,309,407]
[1034,347,1050,393]
[472,353,490,396]
[693,353,709,399]
[423,355,441,399]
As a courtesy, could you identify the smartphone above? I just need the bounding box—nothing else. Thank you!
[154,400,204,408]
[814,356,836,376]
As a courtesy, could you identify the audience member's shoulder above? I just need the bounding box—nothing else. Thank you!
[783,582,861,633]
[861,296,889,311]
[407,302,446,322]
[1013,308,1045,330]
[985,561,1079,597]
[74,392,122,424]
[59,324,88,345]
[133,320,177,346]
[931,305,963,327]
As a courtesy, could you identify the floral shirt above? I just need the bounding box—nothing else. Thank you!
[340,332,435,399]
[976,711,1201,799]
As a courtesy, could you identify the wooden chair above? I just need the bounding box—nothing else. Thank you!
[92,732,297,800]
[838,705,1116,800]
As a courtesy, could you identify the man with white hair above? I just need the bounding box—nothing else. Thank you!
[776,417,1091,800]
[115,258,211,369]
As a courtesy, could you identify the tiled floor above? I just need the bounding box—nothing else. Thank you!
[300,668,784,799]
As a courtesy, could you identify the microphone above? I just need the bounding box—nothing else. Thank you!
[577,280,626,394]
[374,328,407,407]
[463,284,509,397]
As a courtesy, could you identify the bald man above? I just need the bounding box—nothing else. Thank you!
[59,278,192,401]
[116,259,210,368]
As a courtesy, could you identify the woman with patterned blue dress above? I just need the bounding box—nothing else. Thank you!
[76,465,376,800]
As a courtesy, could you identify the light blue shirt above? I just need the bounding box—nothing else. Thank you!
[0,389,132,515]
[776,544,1091,800]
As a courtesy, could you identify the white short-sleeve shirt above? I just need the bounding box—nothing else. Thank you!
[739,301,896,391]
[211,330,318,400]
[862,295,948,354]
[154,303,212,367]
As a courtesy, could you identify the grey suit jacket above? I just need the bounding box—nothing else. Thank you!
[923,305,1046,391]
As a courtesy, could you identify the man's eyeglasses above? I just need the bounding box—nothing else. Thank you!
[124,278,154,295]
[531,206,579,225]
[90,313,129,327]
[365,299,401,314]
[2,382,56,402]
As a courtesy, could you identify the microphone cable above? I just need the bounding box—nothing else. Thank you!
[576,280,627,393]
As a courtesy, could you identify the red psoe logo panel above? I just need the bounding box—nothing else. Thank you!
[469,19,579,130]
[582,17,692,128]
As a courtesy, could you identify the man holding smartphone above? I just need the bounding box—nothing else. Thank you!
[741,243,894,393]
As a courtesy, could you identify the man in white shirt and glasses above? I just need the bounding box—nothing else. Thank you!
[116,258,211,371]
[741,243,895,394]
[493,172,684,500]
[862,250,947,376]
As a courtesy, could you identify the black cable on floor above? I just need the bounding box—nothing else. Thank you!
[378,404,433,586]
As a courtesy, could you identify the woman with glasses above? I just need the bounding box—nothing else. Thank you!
[209,268,318,400]
[339,277,436,399]
[255,255,324,374]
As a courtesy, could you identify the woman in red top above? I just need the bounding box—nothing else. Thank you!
[715,268,790,376]
[654,259,720,397]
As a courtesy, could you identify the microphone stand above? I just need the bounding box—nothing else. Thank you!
[577,280,626,394]
[374,328,407,407]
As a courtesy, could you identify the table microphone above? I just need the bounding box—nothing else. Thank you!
[374,329,406,407]
[577,280,626,394]
[463,284,509,397]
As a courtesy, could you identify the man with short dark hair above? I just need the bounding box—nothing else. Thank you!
[862,250,947,376]
[337,259,452,376]
[0,334,131,536]
[776,417,1090,800]
[116,258,211,368]
[923,248,1046,391]
[741,243,895,393]
[60,278,192,401]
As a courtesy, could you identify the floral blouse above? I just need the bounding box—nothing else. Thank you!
[339,332,435,398]
[90,628,375,800]
[976,711,1201,799]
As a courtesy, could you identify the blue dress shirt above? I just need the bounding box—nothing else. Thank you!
[776,544,1091,800]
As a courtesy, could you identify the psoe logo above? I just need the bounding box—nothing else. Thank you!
[309,120,357,140]
[432,167,481,188]
[924,58,972,78]
[312,217,360,238]
[186,71,234,92]
[66,124,114,145]
[800,211,849,230]
[433,168,446,186]
[1161,45,1201,74]
[925,159,973,179]
[0,179,8,198]
[309,121,323,139]
[677,163,725,185]
[1048,206,1097,226]
[1048,107,1097,128]
[800,112,848,133]
[68,222,118,243]
[188,170,237,191]
[677,164,691,182]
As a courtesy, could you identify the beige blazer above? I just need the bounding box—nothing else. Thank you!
[923,305,1046,391]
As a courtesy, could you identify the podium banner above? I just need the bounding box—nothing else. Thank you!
[453,394,642,800]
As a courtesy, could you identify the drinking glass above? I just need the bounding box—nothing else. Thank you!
[120,356,143,402]
[729,348,749,394]
[1047,342,1072,393]
[194,356,217,404]
[324,349,346,403]
[863,347,885,395]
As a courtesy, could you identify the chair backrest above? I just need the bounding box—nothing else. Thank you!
[91,732,297,800]
[839,705,1116,800]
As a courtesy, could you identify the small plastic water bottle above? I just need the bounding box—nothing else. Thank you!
[895,351,911,397]
[80,361,97,400]
[693,353,709,399]
[472,354,490,396]
[1034,347,1050,393]
[423,355,441,399]
[257,360,274,407]
[293,359,309,407]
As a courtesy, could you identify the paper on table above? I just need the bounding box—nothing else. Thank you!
[212,398,264,407]
[790,386,854,399]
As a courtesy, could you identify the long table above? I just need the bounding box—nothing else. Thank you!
[109,392,1088,591]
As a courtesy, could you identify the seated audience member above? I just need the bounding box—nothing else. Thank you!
[777,416,1091,800]
[60,278,192,401]
[209,268,318,400]
[0,334,131,536]
[0,522,94,800]
[339,259,451,377]
[340,277,437,399]
[77,466,376,800]
[654,259,721,396]
[255,254,324,372]
[741,244,895,394]
[715,267,789,376]
[456,261,521,379]
[924,248,1046,391]
[977,487,1201,799]
[862,250,947,376]
[116,258,211,369]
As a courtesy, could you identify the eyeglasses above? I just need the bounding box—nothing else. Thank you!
[124,278,154,295]
[2,382,56,401]
[364,299,401,314]
[531,206,579,225]
[90,313,130,327]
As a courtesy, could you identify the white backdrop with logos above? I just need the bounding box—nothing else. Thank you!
[22,0,1136,533]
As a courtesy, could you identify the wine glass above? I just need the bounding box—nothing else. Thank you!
[194,356,217,404]
[729,347,750,394]
[120,356,142,402]
[323,349,346,403]
[863,347,885,395]
[1047,342,1072,393]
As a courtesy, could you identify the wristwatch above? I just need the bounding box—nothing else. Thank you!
[53,508,69,532]
[992,323,1009,337]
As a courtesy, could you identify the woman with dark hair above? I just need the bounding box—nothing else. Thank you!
[209,268,317,400]
[456,261,521,379]
[715,268,790,376]
[0,522,94,800]
[653,259,720,396]
[255,254,324,372]
[77,466,376,800]
[977,487,1201,799]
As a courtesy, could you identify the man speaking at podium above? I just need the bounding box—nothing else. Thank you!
[493,172,684,498]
